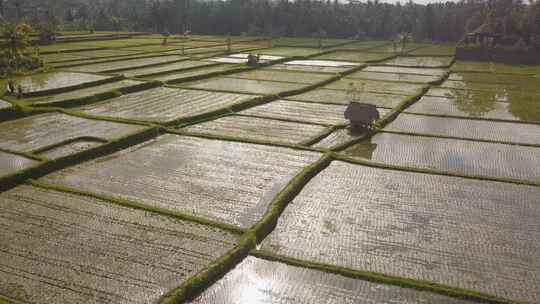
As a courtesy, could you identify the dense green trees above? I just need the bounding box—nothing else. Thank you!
[0,0,538,43]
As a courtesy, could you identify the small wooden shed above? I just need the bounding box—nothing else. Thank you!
[344,102,380,131]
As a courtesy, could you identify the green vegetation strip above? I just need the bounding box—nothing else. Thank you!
[373,87,429,129]
[29,179,245,235]
[251,250,523,304]
[159,154,332,304]
[331,152,540,187]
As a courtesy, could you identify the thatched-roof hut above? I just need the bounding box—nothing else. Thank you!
[344,102,380,131]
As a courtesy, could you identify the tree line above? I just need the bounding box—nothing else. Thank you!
[0,0,539,43]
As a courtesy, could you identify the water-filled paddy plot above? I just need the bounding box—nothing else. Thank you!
[261,161,540,303]
[190,256,473,304]
[0,151,41,179]
[381,56,454,68]
[228,69,333,84]
[40,135,320,228]
[313,51,393,63]
[0,185,239,304]
[120,60,216,78]
[22,79,148,107]
[239,99,351,125]
[0,113,146,158]
[343,132,540,181]
[183,115,328,144]
[64,55,184,73]
[4,72,115,96]
[80,87,257,124]
[386,113,540,145]
[180,77,305,95]
[286,88,409,108]
[325,79,426,95]
[347,71,442,84]
[406,95,540,122]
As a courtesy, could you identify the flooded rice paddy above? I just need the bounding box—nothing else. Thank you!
[183,115,328,144]
[121,60,216,77]
[0,185,239,304]
[64,56,184,73]
[343,132,540,181]
[0,113,145,156]
[40,135,320,228]
[1,36,539,304]
[4,72,113,95]
[325,78,426,95]
[190,256,474,304]
[23,79,146,106]
[180,77,305,95]
[239,99,351,125]
[285,88,409,108]
[406,95,540,122]
[261,161,540,303]
[228,69,333,84]
[382,56,454,68]
[386,113,540,145]
[80,87,257,124]
[0,151,40,179]
[314,51,393,63]
[347,71,442,84]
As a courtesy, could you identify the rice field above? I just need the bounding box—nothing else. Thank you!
[406,95,540,122]
[325,78,426,95]
[261,161,540,303]
[120,60,216,78]
[347,71,442,84]
[182,115,328,144]
[451,60,540,74]
[64,56,184,73]
[266,63,348,73]
[180,77,305,95]
[1,35,539,304]
[228,69,333,84]
[79,87,257,124]
[190,256,473,304]
[40,135,321,228]
[22,79,147,107]
[3,72,114,95]
[363,65,448,76]
[0,184,239,304]
[343,132,540,181]
[385,113,540,145]
[239,99,350,125]
[382,56,454,68]
[0,151,40,179]
[145,64,239,83]
[313,51,393,63]
[285,88,410,108]
[0,113,146,156]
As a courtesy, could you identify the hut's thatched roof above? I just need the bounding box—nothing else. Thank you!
[469,22,500,36]
[344,102,380,124]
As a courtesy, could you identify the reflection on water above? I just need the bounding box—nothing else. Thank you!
[440,72,540,122]
[342,136,378,160]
